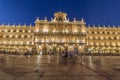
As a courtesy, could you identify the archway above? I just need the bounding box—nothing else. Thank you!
[56,45,65,54]
[36,45,43,55]
[78,45,85,54]
[68,45,74,52]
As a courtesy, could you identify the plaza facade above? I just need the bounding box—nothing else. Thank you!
[0,12,120,55]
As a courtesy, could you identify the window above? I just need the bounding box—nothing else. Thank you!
[28,30,31,33]
[92,31,94,34]
[21,35,24,38]
[105,36,109,40]
[100,31,103,34]
[9,35,13,38]
[4,29,8,32]
[18,35,21,38]
[13,30,16,32]
[110,36,114,40]
[19,30,22,32]
[11,29,14,32]
[107,32,110,34]
[103,32,105,34]
[24,35,27,38]
[16,30,19,33]
[100,36,104,40]
[90,36,93,39]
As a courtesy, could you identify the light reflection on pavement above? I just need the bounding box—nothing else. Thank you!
[0,54,120,80]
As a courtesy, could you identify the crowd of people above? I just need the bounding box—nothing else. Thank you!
[61,50,80,60]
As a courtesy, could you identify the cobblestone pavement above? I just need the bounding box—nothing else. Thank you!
[0,54,120,80]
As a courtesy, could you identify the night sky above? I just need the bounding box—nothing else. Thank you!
[0,0,120,26]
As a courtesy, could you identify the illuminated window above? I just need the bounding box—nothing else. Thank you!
[22,30,25,33]
[106,43,110,46]
[90,42,93,45]
[3,41,7,44]
[89,31,91,34]
[73,28,78,33]
[21,35,24,38]
[112,43,116,46]
[100,36,104,40]
[16,30,19,33]
[9,35,13,38]
[26,41,30,45]
[90,36,93,39]
[5,29,8,32]
[96,43,99,46]
[15,41,17,44]
[95,36,98,39]
[28,30,31,33]
[105,36,108,39]
[94,31,97,34]
[116,37,119,40]
[118,43,120,46]
[11,29,14,32]
[110,36,114,40]
[115,32,118,34]
[3,35,6,38]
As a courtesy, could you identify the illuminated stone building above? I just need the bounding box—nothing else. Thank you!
[86,25,120,55]
[0,12,120,55]
[34,12,86,54]
[0,24,34,54]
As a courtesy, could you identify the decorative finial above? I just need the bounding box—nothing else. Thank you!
[13,23,15,27]
[7,23,10,27]
[93,24,95,28]
[73,18,76,22]
[51,17,53,21]
[108,25,110,27]
[24,23,26,26]
[103,25,105,27]
[45,16,47,21]
[36,17,39,21]
[18,23,21,26]
[81,18,84,22]
[29,23,32,27]
[113,25,115,28]
[68,18,69,21]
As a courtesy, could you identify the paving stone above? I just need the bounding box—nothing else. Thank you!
[0,54,120,80]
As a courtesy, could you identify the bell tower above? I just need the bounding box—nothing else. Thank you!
[53,12,67,22]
